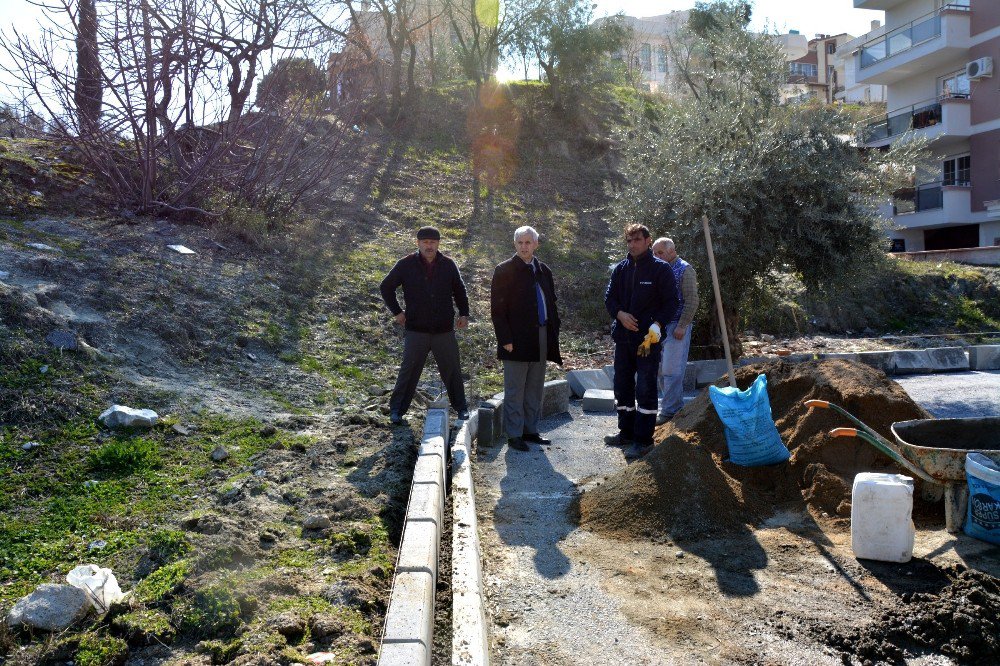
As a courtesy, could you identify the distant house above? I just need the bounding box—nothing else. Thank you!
[783,30,886,104]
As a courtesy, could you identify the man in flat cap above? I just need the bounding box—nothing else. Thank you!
[380,226,471,424]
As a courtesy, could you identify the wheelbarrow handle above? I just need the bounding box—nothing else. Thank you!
[805,400,897,451]
[827,427,936,484]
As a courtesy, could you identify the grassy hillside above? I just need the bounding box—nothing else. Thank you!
[2,81,998,664]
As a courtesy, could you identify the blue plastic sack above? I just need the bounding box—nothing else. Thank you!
[709,374,789,467]
[965,452,1000,545]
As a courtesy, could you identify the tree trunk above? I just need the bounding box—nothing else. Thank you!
[140,0,155,213]
[708,300,743,361]
[74,0,102,134]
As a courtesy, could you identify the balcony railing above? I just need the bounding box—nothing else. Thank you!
[864,100,942,142]
[894,182,944,215]
[860,2,970,69]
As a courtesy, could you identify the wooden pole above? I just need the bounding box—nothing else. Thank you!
[701,214,737,388]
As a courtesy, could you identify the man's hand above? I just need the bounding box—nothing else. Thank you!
[503,343,513,352]
[617,310,639,332]
[394,312,406,326]
[673,326,686,340]
[457,316,469,329]
[637,323,662,357]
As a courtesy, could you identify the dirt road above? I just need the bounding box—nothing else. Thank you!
[474,388,1000,665]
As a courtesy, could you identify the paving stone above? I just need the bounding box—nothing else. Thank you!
[820,352,860,362]
[380,570,434,664]
[566,368,612,397]
[542,380,570,417]
[969,345,1000,370]
[683,362,697,391]
[477,397,503,445]
[582,389,615,412]
[603,364,615,382]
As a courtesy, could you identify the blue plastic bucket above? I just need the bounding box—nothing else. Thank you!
[964,452,1000,545]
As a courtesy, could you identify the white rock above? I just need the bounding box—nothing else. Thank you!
[99,405,159,429]
[22,441,41,451]
[167,244,196,255]
[26,242,62,253]
[303,514,331,530]
[6,584,91,631]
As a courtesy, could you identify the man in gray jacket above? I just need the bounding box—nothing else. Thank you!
[652,237,699,425]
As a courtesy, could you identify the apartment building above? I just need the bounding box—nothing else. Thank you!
[785,32,887,103]
[841,0,1000,252]
[599,12,808,95]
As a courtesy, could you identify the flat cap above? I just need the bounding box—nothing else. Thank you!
[416,226,441,240]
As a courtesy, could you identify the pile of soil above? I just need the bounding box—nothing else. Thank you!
[578,359,932,541]
[824,564,1000,664]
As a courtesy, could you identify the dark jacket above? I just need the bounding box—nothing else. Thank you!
[604,249,679,344]
[490,254,562,365]
[380,251,470,334]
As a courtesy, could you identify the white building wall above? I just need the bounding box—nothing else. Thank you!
[886,0,937,27]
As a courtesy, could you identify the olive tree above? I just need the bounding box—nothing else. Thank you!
[614,0,926,358]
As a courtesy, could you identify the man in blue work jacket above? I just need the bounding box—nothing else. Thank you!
[604,223,679,459]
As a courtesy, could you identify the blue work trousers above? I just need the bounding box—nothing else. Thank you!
[658,322,692,418]
[613,338,661,445]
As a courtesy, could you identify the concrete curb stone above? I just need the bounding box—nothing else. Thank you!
[451,413,489,666]
[566,369,612,397]
[542,380,571,417]
[582,388,615,412]
[378,408,448,666]
[970,344,1000,370]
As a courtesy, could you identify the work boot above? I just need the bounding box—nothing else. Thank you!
[655,413,671,426]
[604,432,632,447]
[390,411,405,425]
[624,442,653,460]
[508,437,529,452]
[457,409,470,421]
[523,433,551,445]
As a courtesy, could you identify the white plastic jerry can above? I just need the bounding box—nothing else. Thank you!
[851,473,915,563]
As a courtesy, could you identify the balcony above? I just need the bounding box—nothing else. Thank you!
[855,4,971,85]
[892,181,972,229]
[862,94,971,147]
[854,0,908,9]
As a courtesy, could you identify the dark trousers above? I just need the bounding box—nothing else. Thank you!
[613,338,661,445]
[389,330,467,415]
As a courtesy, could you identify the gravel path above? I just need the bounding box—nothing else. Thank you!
[474,404,679,664]
[894,370,1000,418]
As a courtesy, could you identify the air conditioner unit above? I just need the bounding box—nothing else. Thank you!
[966,56,993,80]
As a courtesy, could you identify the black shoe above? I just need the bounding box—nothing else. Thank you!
[655,413,671,426]
[508,437,529,451]
[523,433,551,445]
[457,409,470,420]
[390,411,405,425]
[604,433,633,447]
[624,442,653,460]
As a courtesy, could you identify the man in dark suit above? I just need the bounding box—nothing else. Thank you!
[490,226,562,451]
[380,226,470,424]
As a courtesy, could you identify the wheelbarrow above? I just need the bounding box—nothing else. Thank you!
[805,400,1000,533]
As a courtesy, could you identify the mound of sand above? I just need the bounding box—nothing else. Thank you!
[578,359,932,541]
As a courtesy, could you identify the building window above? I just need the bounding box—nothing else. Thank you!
[943,155,971,186]
[939,70,970,98]
[827,43,835,55]
[890,238,906,252]
[640,43,652,72]
[788,62,818,77]
[657,46,667,74]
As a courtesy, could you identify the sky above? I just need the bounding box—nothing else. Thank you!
[594,1,885,39]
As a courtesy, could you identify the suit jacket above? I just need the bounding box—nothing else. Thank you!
[490,254,562,365]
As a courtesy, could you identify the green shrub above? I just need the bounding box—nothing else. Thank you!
[133,559,191,604]
[175,586,247,639]
[88,438,160,475]
[147,529,191,564]
[75,633,128,666]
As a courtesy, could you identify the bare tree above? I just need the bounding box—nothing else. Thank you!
[74,0,102,133]
[1,0,362,219]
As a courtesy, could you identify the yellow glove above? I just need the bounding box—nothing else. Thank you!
[637,323,662,357]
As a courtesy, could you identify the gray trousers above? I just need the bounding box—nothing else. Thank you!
[389,330,467,415]
[502,326,547,438]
